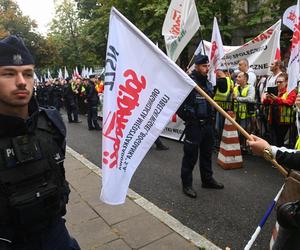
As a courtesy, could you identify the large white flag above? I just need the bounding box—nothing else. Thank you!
[287,0,300,93]
[208,17,225,85]
[101,7,196,205]
[162,0,200,62]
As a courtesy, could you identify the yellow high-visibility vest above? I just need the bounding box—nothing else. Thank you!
[213,77,233,110]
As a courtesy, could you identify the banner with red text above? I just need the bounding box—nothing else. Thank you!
[162,0,200,61]
[287,0,300,93]
[194,20,281,76]
[208,17,225,85]
[101,7,196,205]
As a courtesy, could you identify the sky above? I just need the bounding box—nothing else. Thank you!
[15,0,56,35]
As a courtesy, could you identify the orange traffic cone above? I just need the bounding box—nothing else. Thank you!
[217,111,243,169]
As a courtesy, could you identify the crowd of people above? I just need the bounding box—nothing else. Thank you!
[213,58,298,152]
[0,32,299,249]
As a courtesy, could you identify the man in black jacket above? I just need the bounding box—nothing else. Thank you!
[0,35,80,250]
[178,54,224,199]
[85,74,101,131]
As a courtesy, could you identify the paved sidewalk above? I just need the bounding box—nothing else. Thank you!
[64,146,222,250]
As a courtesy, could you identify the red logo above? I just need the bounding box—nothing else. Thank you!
[169,8,182,36]
[291,18,300,49]
[102,69,146,169]
[288,10,297,23]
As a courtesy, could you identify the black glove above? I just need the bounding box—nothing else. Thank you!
[277,200,300,229]
[0,241,12,250]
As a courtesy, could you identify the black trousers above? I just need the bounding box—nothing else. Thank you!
[66,102,79,122]
[87,106,100,129]
[181,122,214,187]
[12,217,80,250]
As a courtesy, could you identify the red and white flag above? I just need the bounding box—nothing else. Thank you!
[287,0,300,93]
[101,7,196,205]
[208,17,225,85]
[162,0,200,62]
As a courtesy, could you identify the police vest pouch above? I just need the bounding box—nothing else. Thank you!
[9,182,61,228]
[277,170,300,209]
[195,94,209,118]
[11,135,42,163]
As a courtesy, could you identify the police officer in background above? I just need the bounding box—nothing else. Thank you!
[0,35,80,249]
[85,73,101,131]
[177,54,224,199]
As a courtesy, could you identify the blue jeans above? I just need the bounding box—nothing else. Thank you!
[12,217,80,250]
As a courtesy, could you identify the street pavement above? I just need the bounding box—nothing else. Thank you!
[64,146,220,250]
[63,112,285,249]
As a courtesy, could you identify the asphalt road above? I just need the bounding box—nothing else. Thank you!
[63,112,284,250]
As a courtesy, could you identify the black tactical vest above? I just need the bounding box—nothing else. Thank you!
[0,112,69,236]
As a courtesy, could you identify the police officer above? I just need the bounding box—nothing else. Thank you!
[0,35,80,249]
[178,54,224,199]
[85,74,101,131]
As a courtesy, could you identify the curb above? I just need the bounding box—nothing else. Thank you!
[66,146,222,250]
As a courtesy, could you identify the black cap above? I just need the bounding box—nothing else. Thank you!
[195,54,209,65]
[0,35,34,66]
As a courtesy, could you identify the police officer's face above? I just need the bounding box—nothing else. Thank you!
[0,65,34,110]
[195,63,209,76]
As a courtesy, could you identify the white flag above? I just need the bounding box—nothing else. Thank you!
[47,69,52,80]
[58,68,63,80]
[64,66,69,79]
[287,0,300,93]
[162,0,200,61]
[283,5,297,31]
[208,17,225,85]
[101,7,195,205]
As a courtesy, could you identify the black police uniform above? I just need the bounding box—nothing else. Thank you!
[86,81,101,130]
[178,70,216,188]
[0,98,80,250]
[63,80,79,123]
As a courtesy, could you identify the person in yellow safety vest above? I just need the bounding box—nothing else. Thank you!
[262,72,297,147]
[233,72,256,122]
[232,72,256,152]
[214,69,234,111]
[214,69,234,145]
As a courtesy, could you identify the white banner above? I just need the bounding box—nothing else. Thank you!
[161,114,185,140]
[101,7,196,205]
[283,5,297,31]
[222,19,281,76]
[162,0,200,61]
[194,20,281,76]
[287,0,300,93]
[208,17,225,85]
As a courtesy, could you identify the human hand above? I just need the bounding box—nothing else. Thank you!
[247,134,270,157]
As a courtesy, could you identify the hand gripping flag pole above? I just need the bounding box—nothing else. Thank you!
[244,185,285,250]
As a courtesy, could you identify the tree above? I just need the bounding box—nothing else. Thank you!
[0,0,51,69]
